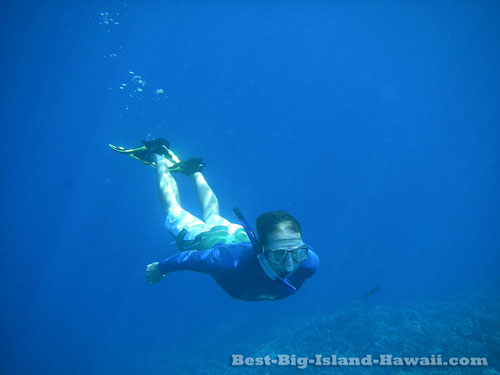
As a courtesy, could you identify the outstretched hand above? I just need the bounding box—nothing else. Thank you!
[146,262,164,285]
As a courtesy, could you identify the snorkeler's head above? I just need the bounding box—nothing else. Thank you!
[256,211,304,275]
[256,211,302,247]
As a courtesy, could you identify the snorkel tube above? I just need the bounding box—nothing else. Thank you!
[233,207,297,294]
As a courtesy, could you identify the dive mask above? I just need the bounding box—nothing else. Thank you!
[264,242,309,265]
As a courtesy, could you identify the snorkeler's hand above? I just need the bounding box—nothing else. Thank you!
[146,262,163,285]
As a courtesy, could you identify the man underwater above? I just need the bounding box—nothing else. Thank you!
[110,138,319,301]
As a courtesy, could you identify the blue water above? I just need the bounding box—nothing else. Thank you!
[1,1,499,374]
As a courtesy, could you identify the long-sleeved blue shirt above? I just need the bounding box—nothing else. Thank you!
[159,243,319,301]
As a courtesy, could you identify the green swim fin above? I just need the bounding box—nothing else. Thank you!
[109,138,198,172]
[169,158,206,175]
[108,143,156,166]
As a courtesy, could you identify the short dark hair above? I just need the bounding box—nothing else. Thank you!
[256,211,302,246]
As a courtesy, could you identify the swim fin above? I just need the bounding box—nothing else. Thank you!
[109,139,204,174]
[109,138,177,167]
[109,143,155,166]
[169,158,206,175]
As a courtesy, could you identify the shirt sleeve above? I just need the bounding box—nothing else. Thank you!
[303,249,319,278]
[158,246,236,277]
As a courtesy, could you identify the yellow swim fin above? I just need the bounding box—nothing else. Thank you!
[109,138,183,168]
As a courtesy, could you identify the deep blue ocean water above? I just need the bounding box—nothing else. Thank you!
[1,1,499,374]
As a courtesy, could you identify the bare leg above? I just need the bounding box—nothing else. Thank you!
[155,154,181,216]
[191,172,219,221]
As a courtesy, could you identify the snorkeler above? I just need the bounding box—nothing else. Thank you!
[109,138,319,301]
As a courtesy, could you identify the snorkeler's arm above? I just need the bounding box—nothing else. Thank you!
[302,250,319,278]
[158,246,235,277]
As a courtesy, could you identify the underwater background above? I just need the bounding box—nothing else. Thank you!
[1,1,499,374]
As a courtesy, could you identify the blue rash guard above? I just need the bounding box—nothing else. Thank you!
[158,243,319,301]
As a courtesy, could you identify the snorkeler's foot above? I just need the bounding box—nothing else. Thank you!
[141,138,171,157]
[169,158,206,175]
